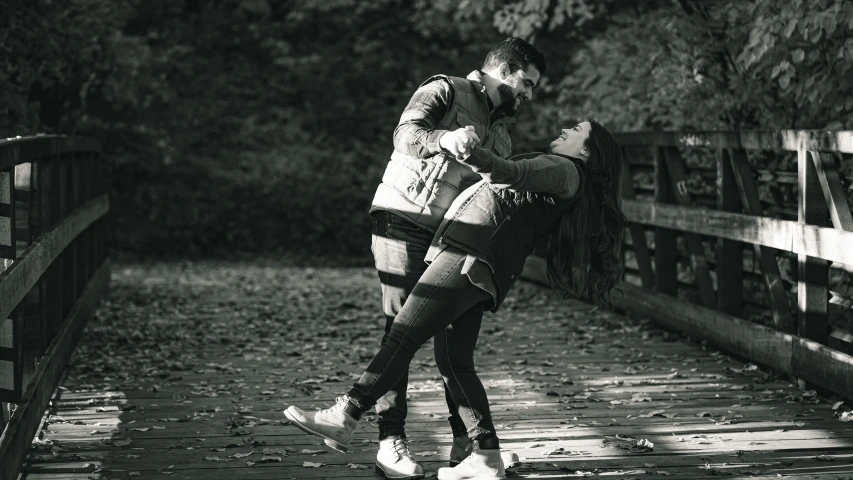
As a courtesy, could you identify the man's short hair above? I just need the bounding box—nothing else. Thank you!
[482,36,547,75]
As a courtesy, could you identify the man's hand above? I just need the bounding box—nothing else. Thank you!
[439,126,481,160]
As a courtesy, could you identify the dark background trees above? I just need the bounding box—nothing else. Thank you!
[2,0,850,259]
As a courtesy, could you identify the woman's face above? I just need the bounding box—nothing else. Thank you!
[549,121,592,160]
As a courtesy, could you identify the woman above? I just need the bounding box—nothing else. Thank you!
[285,121,626,480]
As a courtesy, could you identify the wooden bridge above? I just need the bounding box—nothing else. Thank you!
[1,131,852,479]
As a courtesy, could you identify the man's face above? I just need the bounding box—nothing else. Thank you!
[496,64,541,115]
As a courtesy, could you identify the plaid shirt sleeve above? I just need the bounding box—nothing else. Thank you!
[459,147,581,199]
[392,78,454,158]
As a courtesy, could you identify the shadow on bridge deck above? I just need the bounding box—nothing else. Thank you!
[19,261,853,479]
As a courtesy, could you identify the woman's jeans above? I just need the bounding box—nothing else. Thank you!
[352,239,497,441]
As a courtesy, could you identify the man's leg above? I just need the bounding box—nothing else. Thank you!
[371,212,432,439]
[284,246,490,480]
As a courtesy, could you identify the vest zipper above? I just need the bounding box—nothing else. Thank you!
[488,213,511,240]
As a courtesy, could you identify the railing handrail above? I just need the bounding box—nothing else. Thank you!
[0,135,102,171]
[0,134,110,480]
[525,128,853,402]
[614,129,853,153]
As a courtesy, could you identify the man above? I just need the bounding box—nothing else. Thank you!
[369,36,546,480]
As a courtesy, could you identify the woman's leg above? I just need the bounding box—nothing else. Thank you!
[347,247,491,412]
[442,382,469,438]
[434,307,506,479]
[434,303,497,442]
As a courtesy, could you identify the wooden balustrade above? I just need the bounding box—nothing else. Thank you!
[0,135,110,480]
[523,130,853,399]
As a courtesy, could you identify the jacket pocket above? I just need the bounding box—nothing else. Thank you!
[388,214,424,233]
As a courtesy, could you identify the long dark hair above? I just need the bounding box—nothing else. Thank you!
[546,121,627,308]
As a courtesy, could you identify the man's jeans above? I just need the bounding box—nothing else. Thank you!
[357,236,497,441]
[370,212,467,439]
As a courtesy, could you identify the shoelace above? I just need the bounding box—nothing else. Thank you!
[318,396,347,415]
[391,438,414,461]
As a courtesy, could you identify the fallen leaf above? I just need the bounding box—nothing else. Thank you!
[633,439,654,452]
[303,461,325,467]
[301,449,326,454]
[203,456,234,463]
[414,451,438,456]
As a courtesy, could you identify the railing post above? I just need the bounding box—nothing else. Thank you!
[653,146,677,296]
[621,159,654,288]
[0,401,9,432]
[730,149,795,333]
[1,167,18,404]
[661,147,716,308]
[810,150,853,269]
[58,154,70,321]
[716,148,743,317]
[0,167,13,264]
[797,148,829,344]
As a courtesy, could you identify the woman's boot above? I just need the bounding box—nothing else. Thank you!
[448,435,520,469]
[437,437,505,480]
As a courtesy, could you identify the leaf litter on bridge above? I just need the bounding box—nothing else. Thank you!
[33,260,847,477]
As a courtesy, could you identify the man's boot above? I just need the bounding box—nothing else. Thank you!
[448,435,520,469]
[375,435,425,479]
[284,396,360,452]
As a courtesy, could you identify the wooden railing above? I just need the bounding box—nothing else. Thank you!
[523,130,853,399]
[0,135,110,480]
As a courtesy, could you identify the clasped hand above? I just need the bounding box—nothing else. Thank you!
[439,126,480,160]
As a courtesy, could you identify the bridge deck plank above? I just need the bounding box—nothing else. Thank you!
[20,262,853,479]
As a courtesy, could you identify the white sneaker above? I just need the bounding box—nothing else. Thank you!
[449,435,520,469]
[375,436,425,479]
[437,444,505,480]
[283,396,359,452]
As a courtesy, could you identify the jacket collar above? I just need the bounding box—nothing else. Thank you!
[466,70,517,126]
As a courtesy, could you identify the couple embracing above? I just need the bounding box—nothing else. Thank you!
[285,37,626,480]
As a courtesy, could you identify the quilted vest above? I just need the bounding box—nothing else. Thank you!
[370,71,514,232]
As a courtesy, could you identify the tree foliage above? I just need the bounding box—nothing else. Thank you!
[0,0,850,256]
[473,0,853,133]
